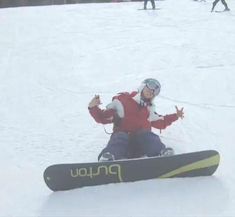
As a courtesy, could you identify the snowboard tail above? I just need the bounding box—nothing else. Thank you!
[44,150,220,191]
[159,154,219,178]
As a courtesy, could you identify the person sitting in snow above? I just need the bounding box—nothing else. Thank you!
[211,0,230,12]
[88,78,184,161]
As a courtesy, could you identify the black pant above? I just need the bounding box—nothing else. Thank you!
[211,0,229,11]
[144,0,155,9]
[98,131,166,160]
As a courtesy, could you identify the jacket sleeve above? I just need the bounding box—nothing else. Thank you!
[151,113,178,130]
[88,106,116,124]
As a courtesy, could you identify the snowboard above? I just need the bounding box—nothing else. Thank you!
[138,8,161,10]
[214,10,230,13]
[43,150,220,191]
[215,11,225,13]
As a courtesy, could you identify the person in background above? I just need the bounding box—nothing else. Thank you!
[143,0,155,10]
[211,0,230,12]
[88,78,184,161]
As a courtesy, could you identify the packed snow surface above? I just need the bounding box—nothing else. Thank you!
[0,0,235,216]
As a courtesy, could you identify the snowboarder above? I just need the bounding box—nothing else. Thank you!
[211,0,230,12]
[88,78,184,161]
[143,0,155,10]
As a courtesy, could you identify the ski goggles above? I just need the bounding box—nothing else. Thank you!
[144,79,161,96]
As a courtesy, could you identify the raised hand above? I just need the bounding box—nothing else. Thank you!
[88,95,102,108]
[175,106,184,119]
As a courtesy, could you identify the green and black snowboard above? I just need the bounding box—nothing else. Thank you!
[43,150,220,191]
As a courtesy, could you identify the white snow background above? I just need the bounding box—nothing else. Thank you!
[0,0,235,216]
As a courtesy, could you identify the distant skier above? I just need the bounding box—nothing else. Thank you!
[143,0,155,10]
[88,78,184,161]
[211,0,230,12]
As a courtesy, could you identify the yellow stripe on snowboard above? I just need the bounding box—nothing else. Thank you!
[159,154,220,178]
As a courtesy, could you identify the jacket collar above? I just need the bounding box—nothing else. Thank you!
[132,91,152,107]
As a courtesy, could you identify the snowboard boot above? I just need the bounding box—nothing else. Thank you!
[99,152,115,162]
[160,147,175,157]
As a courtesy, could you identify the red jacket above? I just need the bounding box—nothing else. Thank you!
[89,92,178,133]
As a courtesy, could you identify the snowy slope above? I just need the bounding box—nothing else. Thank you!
[0,0,235,216]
